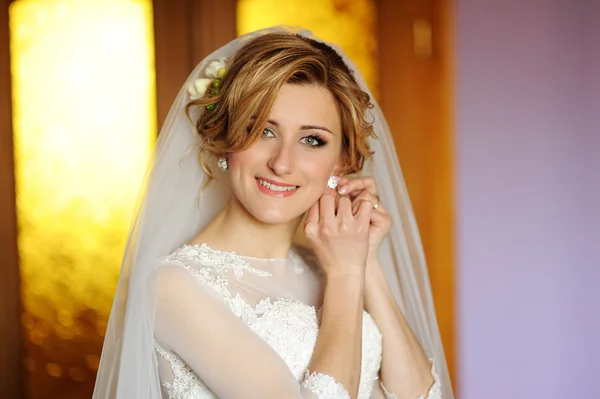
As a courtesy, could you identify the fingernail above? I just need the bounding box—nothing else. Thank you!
[338,185,348,194]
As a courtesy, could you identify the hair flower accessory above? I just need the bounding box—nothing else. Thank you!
[187,78,212,100]
[205,57,227,79]
[187,57,228,102]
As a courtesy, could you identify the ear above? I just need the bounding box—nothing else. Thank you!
[332,157,345,177]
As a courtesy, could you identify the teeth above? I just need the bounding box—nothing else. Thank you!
[257,179,298,192]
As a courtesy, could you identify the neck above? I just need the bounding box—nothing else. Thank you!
[191,197,302,259]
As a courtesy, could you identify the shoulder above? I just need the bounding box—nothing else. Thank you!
[158,243,245,270]
[154,243,271,300]
[159,243,270,276]
[154,244,236,302]
[154,263,225,303]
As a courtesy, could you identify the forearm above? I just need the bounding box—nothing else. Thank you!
[364,258,434,399]
[308,274,365,398]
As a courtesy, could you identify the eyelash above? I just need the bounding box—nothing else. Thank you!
[260,128,328,148]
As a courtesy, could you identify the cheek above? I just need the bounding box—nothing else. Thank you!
[299,154,338,187]
[226,148,265,179]
[228,148,259,168]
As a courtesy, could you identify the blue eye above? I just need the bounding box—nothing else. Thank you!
[301,134,327,148]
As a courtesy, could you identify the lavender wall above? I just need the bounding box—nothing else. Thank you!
[455,1,599,397]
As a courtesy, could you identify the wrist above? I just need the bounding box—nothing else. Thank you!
[366,254,379,266]
[325,269,365,293]
[366,245,382,263]
[325,268,365,283]
[363,259,392,304]
[365,256,384,280]
[323,273,365,310]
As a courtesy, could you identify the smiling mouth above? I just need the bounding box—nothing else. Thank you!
[256,178,299,192]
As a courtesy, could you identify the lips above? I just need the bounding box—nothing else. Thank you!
[255,177,299,197]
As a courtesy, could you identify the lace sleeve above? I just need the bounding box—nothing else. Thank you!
[154,265,350,399]
[379,360,442,399]
[301,371,350,399]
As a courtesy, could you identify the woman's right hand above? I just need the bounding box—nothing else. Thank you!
[304,194,374,280]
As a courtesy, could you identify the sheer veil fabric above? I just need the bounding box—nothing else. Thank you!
[93,26,454,398]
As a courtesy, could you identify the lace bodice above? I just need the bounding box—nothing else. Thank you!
[152,244,441,399]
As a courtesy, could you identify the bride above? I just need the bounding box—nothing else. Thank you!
[93,27,453,399]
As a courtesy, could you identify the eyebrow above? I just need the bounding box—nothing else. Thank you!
[266,119,334,135]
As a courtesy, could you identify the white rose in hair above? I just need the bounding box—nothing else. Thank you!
[205,57,227,79]
[187,78,212,100]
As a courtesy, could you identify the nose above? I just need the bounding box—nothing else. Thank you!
[267,141,295,176]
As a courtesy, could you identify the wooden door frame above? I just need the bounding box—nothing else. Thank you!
[376,0,456,386]
[153,0,237,130]
[0,0,24,396]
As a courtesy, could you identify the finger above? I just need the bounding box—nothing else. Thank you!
[352,191,384,214]
[356,197,374,222]
[351,198,371,216]
[347,188,370,202]
[306,200,320,225]
[374,199,386,214]
[319,194,336,224]
[337,176,377,196]
[330,180,352,211]
[337,196,353,219]
[370,208,392,230]
[333,190,342,211]
[338,176,376,193]
[335,176,350,187]
[343,186,375,200]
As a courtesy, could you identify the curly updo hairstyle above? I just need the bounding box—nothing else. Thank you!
[186,32,375,182]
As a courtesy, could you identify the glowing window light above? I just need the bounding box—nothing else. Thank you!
[237,0,378,97]
[9,0,156,396]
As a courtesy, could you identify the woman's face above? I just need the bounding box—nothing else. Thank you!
[227,83,343,224]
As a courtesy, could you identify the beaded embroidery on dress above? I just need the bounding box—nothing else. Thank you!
[152,244,442,399]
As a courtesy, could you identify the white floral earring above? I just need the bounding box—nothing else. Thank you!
[217,157,228,170]
[327,175,338,189]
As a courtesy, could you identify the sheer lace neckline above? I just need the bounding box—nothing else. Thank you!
[182,242,293,262]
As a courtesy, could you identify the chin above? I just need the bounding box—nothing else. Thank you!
[249,206,306,225]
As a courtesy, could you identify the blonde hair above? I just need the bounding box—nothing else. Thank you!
[187,32,375,183]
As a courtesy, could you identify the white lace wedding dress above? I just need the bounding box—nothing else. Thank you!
[153,243,442,399]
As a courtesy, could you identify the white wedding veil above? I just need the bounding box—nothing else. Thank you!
[93,26,453,398]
